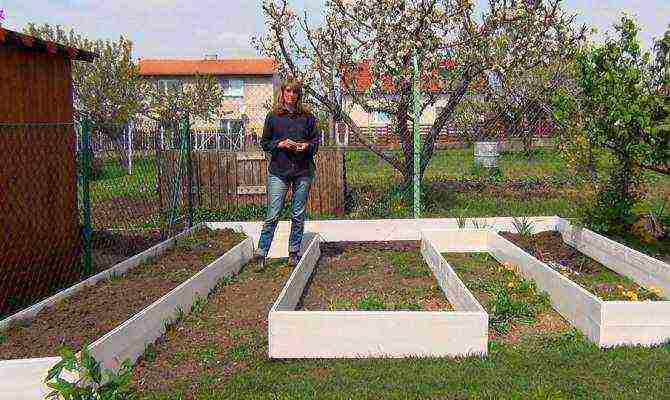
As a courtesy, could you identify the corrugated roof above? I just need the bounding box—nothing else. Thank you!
[0,28,97,61]
[138,58,276,76]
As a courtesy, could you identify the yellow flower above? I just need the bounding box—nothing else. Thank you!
[616,285,624,290]
[648,287,664,297]
[623,290,639,301]
[507,282,516,289]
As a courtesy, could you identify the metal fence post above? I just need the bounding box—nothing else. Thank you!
[81,117,93,276]
[127,121,134,175]
[412,50,422,218]
[184,114,195,228]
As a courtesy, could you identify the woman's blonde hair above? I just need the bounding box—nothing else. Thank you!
[272,77,312,116]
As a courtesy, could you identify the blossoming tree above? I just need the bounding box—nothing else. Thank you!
[254,0,585,189]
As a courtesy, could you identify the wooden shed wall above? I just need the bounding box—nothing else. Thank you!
[0,46,79,316]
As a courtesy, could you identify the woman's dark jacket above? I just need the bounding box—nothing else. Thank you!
[260,108,320,179]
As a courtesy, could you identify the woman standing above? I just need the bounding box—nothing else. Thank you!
[253,78,320,272]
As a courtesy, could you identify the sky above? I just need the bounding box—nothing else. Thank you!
[0,0,668,60]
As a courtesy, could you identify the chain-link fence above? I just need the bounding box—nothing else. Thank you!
[0,119,191,318]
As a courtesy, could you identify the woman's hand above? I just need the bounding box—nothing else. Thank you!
[294,142,309,152]
[278,138,298,150]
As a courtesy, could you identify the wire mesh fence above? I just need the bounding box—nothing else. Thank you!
[1,115,569,318]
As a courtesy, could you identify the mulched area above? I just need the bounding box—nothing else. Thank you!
[129,257,293,398]
[297,241,452,311]
[0,228,245,360]
[501,231,666,301]
[442,252,571,344]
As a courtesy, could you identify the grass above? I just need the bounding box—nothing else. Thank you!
[444,253,552,335]
[90,156,158,202]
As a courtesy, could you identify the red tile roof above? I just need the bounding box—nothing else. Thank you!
[138,58,276,76]
[341,59,458,94]
[0,27,97,61]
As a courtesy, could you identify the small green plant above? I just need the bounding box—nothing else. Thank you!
[357,295,386,311]
[512,217,535,241]
[228,344,251,362]
[0,331,6,345]
[44,345,134,400]
[106,272,122,284]
[456,215,467,229]
[218,274,238,288]
[190,296,207,315]
[143,343,157,364]
[328,298,354,311]
[470,218,490,229]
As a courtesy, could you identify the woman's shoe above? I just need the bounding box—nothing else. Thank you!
[288,251,300,267]
[253,255,266,273]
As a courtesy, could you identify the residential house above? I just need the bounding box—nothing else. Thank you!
[138,56,277,147]
[335,59,554,147]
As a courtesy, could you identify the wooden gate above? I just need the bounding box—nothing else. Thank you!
[157,149,346,216]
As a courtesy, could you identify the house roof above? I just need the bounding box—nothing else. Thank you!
[0,27,97,61]
[341,59,458,94]
[138,58,276,76]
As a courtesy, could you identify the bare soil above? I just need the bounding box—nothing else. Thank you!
[129,257,293,397]
[442,252,571,344]
[0,228,245,360]
[298,241,452,311]
[501,231,666,301]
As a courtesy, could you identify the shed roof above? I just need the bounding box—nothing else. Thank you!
[138,58,276,76]
[0,28,97,61]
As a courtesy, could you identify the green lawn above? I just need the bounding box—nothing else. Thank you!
[90,156,158,202]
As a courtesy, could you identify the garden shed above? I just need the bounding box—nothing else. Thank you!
[0,27,96,316]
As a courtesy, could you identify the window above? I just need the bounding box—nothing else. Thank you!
[157,79,181,93]
[371,111,390,123]
[219,78,244,97]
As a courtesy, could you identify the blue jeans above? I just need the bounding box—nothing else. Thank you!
[255,173,313,257]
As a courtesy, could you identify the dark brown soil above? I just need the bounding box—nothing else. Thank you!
[91,229,163,273]
[0,228,245,360]
[501,231,666,301]
[298,241,452,311]
[129,257,293,397]
[442,253,571,344]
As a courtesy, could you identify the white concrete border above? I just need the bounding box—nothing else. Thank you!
[488,221,670,348]
[0,224,252,399]
[208,216,558,258]
[268,231,488,358]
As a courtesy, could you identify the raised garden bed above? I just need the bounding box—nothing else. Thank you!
[0,227,244,361]
[268,233,487,358]
[0,224,253,399]
[441,252,570,343]
[500,231,666,302]
[485,220,670,347]
[297,241,453,312]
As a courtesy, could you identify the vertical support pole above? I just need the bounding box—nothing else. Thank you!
[184,114,194,228]
[127,122,134,175]
[412,50,422,219]
[81,118,93,276]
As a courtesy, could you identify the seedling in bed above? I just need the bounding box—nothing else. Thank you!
[191,296,207,315]
[456,215,467,229]
[357,295,386,311]
[328,297,354,311]
[512,216,535,241]
[143,343,158,364]
[0,332,6,345]
[228,344,251,361]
